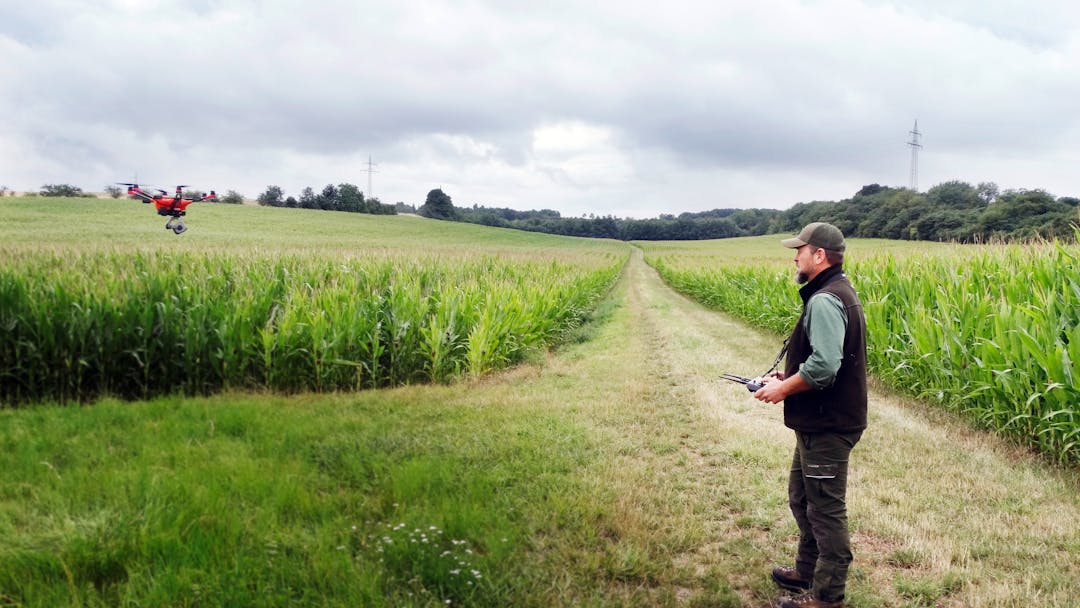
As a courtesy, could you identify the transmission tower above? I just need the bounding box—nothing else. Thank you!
[363,156,378,199]
[907,120,922,191]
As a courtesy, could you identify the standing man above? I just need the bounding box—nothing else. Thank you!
[754,222,867,608]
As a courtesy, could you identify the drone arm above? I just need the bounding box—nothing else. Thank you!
[128,190,154,203]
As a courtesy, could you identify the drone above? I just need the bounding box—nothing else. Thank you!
[119,182,217,234]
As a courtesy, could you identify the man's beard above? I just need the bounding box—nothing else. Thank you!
[795,270,809,284]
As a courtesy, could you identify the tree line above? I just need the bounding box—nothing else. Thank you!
[256,183,396,215]
[419,182,1080,242]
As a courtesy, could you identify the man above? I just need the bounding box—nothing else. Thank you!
[753,222,868,608]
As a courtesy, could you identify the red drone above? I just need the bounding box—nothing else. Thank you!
[119,182,217,234]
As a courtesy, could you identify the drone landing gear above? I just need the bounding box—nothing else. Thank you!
[165,218,187,234]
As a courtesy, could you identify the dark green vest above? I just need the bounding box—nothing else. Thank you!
[783,265,868,433]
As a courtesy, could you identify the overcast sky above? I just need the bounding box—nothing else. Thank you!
[3,1,1079,218]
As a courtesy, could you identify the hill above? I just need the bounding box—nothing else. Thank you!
[0,196,624,254]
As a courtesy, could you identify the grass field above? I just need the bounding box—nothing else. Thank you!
[2,198,1078,607]
[0,196,622,255]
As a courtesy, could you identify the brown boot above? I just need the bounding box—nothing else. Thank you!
[778,593,844,608]
[771,566,811,593]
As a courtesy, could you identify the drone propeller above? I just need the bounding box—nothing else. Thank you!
[120,182,166,194]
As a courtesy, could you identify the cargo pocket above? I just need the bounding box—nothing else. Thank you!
[804,462,838,479]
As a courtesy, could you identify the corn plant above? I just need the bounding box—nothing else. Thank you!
[0,249,623,405]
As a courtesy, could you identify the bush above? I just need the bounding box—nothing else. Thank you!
[220,190,245,205]
[40,184,85,197]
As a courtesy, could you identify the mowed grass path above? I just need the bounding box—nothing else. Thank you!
[2,200,1078,606]
[616,248,1080,607]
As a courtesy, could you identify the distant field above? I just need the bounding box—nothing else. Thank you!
[638,236,1080,464]
[0,196,619,255]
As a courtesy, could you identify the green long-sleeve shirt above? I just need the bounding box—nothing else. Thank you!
[797,292,848,389]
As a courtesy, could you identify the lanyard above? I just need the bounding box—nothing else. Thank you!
[762,338,790,377]
[720,338,791,391]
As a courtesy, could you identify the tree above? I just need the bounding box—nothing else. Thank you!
[977,189,1074,240]
[855,183,886,197]
[370,197,397,215]
[104,185,124,198]
[976,182,1000,205]
[418,188,457,220]
[299,187,317,209]
[257,185,285,207]
[926,181,980,209]
[40,184,84,197]
[911,209,967,241]
[220,190,245,205]
[317,184,340,211]
[338,183,364,213]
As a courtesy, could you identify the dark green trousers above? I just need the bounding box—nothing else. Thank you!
[788,430,863,602]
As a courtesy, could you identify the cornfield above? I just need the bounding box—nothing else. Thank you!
[646,239,1080,464]
[0,248,623,404]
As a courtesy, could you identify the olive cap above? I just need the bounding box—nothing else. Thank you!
[781,222,846,252]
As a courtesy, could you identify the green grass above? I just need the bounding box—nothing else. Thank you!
[0,390,599,606]
[0,196,621,256]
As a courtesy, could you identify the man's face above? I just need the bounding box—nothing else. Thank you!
[793,244,821,284]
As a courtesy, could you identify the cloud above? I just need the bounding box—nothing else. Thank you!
[3,0,1080,216]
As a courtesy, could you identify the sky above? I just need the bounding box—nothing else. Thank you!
[2,0,1079,219]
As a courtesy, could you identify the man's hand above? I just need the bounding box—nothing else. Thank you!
[753,376,786,403]
[753,372,811,404]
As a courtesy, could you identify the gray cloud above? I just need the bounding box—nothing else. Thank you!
[3,0,1080,217]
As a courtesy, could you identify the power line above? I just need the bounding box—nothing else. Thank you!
[907,120,922,191]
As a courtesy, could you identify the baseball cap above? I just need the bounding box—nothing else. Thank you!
[781,222,846,252]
